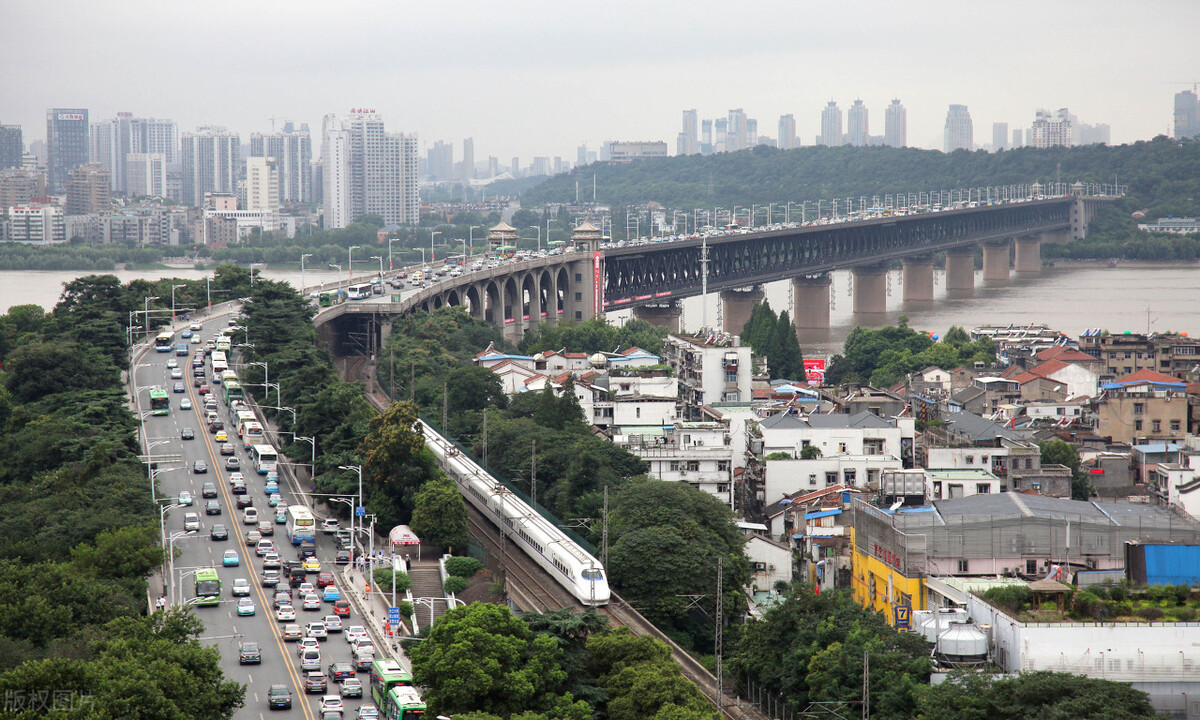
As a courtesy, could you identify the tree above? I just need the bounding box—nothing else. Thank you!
[916,669,1156,720]
[4,342,121,404]
[357,401,439,526]
[800,445,822,459]
[1040,439,1090,500]
[585,628,718,720]
[410,476,468,549]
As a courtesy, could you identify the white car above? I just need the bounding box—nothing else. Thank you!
[228,472,244,486]
[323,615,343,633]
[305,621,327,639]
[352,638,375,656]
[167,358,179,368]
[319,696,344,713]
[231,578,251,596]
[302,593,321,611]
[297,637,320,655]
[345,626,368,644]
[298,582,315,596]
[275,604,296,622]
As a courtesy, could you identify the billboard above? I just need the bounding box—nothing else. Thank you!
[803,359,826,385]
[592,252,603,315]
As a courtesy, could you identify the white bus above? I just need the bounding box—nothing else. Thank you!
[286,506,316,545]
[241,421,264,449]
[210,351,228,375]
[235,410,256,433]
[347,283,374,301]
[154,331,174,352]
[251,444,278,475]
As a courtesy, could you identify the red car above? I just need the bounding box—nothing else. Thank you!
[198,384,210,395]
[316,572,335,588]
[333,599,351,618]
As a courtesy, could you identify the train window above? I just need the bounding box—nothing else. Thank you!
[582,569,603,580]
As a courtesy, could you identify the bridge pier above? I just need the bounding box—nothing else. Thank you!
[721,287,763,335]
[632,302,683,332]
[901,256,935,302]
[982,241,1010,283]
[852,266,888,315]
[945,247,975,291]
[792,275,831,329]
[1013,236,1042,273]
[379,318,394,348]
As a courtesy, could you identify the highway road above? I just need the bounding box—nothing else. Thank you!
[134,314,381,720]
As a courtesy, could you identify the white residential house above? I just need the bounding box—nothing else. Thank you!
[757,410,915,463]
[662,332,753,420]
[744,534,793,593]
[764,455,903,501]
[614,421,735,506]
[924,468,1004,500]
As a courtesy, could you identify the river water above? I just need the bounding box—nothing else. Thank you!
[4,262,1198,358]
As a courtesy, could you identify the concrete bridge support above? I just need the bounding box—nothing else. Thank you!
[379,318,394,348]
[632,302,683,332]
[1013,236,1042,273]
[945,247,975,291]
[982,241,1011,282]
[721,287,764,335]
[901,256,935,302]
[852,266,888,315]
[792,275,831,329]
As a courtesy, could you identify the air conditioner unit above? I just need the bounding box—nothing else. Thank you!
[679,470,688,476]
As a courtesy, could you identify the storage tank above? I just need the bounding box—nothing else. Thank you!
[919,608,967,643]
[935,621,989,665]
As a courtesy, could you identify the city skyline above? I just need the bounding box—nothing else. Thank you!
[2,0,1198,163]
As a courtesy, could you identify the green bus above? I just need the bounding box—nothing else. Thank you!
[194,567,221,606]
[319,290,344,307]
[370,658,413,708]
[384,685,425,720]
[149,387,171,416]
[223,380,244,404]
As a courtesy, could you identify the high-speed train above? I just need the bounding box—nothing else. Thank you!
[419,420,610,606]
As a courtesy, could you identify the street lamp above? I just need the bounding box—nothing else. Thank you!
[468,225,481,258]
[387,238,398,271]
[337,465,364,566]
[143,296,159,339]
[328,264,342,291]
[430,232,441,263]
[167,530,198,605]
[300,253,313,295]
[527,226,540,253]
[348,246,360,283]
[158,502,183,582]
[370,256,383,277]
[250,263,264,286]
[170,284,186,323]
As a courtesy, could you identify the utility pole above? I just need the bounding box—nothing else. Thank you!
[442,383,448,431]
[699,235,709,331]
[410,363,415,401]
[862,649,870,720]
[601,485,609,569]
[715,556,723,713]
[530,439,537,507]
[482,409,489,468]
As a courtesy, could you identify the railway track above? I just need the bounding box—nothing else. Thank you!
[342,354,768,720]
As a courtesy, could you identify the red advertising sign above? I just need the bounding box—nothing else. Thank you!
[803,359,827,385]
[592,252,603,315]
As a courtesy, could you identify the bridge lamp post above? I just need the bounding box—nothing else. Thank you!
[170,284,186,323]
[387,237,399,271]
[430,231,441,263]
[167,530,198,605]
[337,465,364,566]
[469,225,481,258]
[371,256,383,277]
[143,296,159,339]
[250,263,264,286]
[527,226,540,253]
[348,246,360,283]
[300,253,313,295]
[750,204,757,228]
[328,264,342,290]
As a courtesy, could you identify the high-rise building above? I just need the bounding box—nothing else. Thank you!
[746,119,758,147]
[577,144,588,167]
[943,104,973,152]
[1029,108,1072,149]
[884,99,906,148]
[1012,129,1023,148]
[992,122,1009,152]
[249,125,312,204]
[1174,90,1200,140]
[510,157,520,176]
[678,109,699,156]
[0,168,47,210]
[727,109,747,152]
[90,114,177,195]
[0,125,23,170]
[243,156,279,214]
[125,153,166,197]
[323,112,418,227]
[461,137,475,182]
[713,118,728,153]
[820,101,843,147]
[427,141,453,180]
[321,115,350,229]
[64,163,111,215]
[847,100,869,147]
[488,156,498,178]
[778,114,797,150]
[700,119,713,154]
[46,108,89,192]
[1075,121,1111,146]
[181,127,240,207]
[8,204,65,244]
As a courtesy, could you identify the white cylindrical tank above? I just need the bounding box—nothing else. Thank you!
[920,608,967,643]
[936,621,989,664]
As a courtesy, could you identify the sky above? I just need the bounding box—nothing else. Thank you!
[3,0,1199,163]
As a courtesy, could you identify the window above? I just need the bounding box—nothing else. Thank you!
[976,483,991,494]
[1133,403,1144,415]
[1152,420,1161,433]
[1171,420,1181,432]
[635,407,640,419]
[843,469,857,485]
[809,474,818,486]
[965,455,974,464]
[1026,559,1038,574]
[724,371,737,383]
[801,440,811,449]
[717,461,730,472]
[686,461,699,472]
[1124,352,1131,359]
[1025,458,1033,469]
[838,442,847,453]
[825,472,838,486]
[668,461,679,471]
[957,559,969,573]
[574,273,582,282]
[1134,419,1143,431]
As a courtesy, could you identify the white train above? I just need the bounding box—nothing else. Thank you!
[419,420,611,606]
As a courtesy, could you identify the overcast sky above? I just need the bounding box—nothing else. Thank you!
[4,0,1199,162]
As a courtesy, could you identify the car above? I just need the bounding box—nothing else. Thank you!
[301,648,322,671]
[181,427,195,440]
[205,500,221,516]
[222,549,240,567]
[306,621,328,639]
[275,508,289,524]
[204,397,218,410]
[192,376,203,388]
[180,329,193,339]
[228,471,244,486]
[320,696,344,713]
[335,528,352,545]
[225,456,240,470]
[261,569,281,586]
[339,677,363,698]
[231,481,247,496]
[208,419,224,432]
[183,512,200,531]
[167,358,179,368]
[262,554,282,572]
[243,507,259,525]
[267,684,292,710]
[191,334,202,344]
[321,517,339,534]
[298,637,320,654]
[190,322,202,331]
[231,578,251,596]
[170,368,183,379]
[256,538,275,556]
[236,597,256,616]
[304,671,327,694]
[201,482,217,498]
[335,549,351,565]
[275,604,296,622]
[192,460,207,474]
[264,479,279,494]
[303,557,321,573]
[333,599,352,618]
[245,529,261,546]
[323,615,343,633]
[173,382,185,393]
[235,493,252,509]
[327,662,354,682]
[214,430,228,442]
[322,586,341,603]
[345,626,368,644]
[198,384,210,395]
[178,490,193,506]
[220,442,235,455]
[302,593,321,611]
[273,589,293,608]
[316,572,335,588]
[355,704,380,720]
[258,521,275,537]
[282,623,303,641]
[267,492,282,507]
[179,398,192,410]
[209,523,228,540]
[298,582,315,596]
[351,638,375,657]
[238,641,261,664]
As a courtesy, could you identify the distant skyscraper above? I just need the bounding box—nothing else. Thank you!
[992,122,1009,152]
[331,112,418,226]
[0,124,22,170]
[125,153,166,197]
[778,114,797,150]
[427,141,453,181]
[713,118,728,153]
[243,156,279,214]
[820,101,843,147]
[577,144,588,166]
[64,163,111,215]
[746,119,758,147]
[1174,90,1200,139]
[1029,108,1072,148]
[181,127,239,207]
[90,114,177,195]
[488,156,498,178]
[46,108,89,192]
[727,109,747,151]
[700,119,713,154]
[461,137,475,182]
[1012,129,1023,148]
[322,115,349,229]
[678,109,699,155]
[847,100,868,147]
[884,99,906,148]
[249,125,312,204]
[943,104,973,152]
[510,157,520,176]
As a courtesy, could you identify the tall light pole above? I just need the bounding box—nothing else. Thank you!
[370,255,383,277]
[527,226,540,253]
[158,502,183,585]
[167,530,197,605]
[170,284,186,323]
[143,295,159,339]
[245,361,269,398]
[430,231,441,264]
[387,238,398,271]
[469,225,481,258]
[348,246,360,283]
[300,253,313,295]
[338,465,363,566]
[205,276,212,310]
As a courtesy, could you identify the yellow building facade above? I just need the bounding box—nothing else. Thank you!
[849,526,925,628]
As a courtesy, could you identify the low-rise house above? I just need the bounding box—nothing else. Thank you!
[1095,369,1189,445]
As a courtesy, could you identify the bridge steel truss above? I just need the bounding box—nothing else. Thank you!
[600,198,1074,310]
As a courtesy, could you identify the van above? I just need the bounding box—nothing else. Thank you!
[300,648,321,671]
[183,512,200,531]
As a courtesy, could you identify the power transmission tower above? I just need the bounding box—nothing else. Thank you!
[862,650,870,720]
[530,439,537,507]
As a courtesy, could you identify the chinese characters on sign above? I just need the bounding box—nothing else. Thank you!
[872,541,903,571]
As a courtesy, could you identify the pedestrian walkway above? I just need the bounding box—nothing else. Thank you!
[408,559,449,628]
